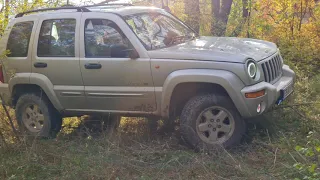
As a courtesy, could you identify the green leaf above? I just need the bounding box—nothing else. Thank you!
[308,164,317,173]
[296,146,303,151]
[294,163,303,170]
[316,146,320,152]
[305,149,315,157]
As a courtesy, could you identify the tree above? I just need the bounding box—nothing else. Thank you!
[211,0,233,36]
[242,0,251,37]
[184,0,200,33]
[242,0,249,18]
[1,0,10,34]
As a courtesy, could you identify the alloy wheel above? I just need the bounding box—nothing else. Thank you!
[22,104,45,133]
[196,106,235,144]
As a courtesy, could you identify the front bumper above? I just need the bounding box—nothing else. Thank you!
[240,65,295,117]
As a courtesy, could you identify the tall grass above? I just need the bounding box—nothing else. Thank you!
[0,108,319,179]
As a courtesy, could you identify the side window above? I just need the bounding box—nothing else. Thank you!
[37,19,76,57]
[84,19,130,58]
[7,21,34,57]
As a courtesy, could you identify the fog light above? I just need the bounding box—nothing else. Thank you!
[257,103,261,113]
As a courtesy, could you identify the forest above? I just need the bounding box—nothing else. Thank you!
[0,0,319,179]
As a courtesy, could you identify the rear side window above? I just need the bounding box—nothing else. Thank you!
[37,19,76,57]
[7,21,34,57]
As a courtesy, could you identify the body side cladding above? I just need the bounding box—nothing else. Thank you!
[9,73,31,92]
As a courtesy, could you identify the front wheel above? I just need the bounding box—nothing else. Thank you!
[180,94,246,151]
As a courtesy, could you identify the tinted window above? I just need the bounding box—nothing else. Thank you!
[38,19,76,57]
[7,21,34,57]
[85,19,131,58]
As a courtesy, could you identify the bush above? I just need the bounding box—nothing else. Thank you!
[294,131,320,180]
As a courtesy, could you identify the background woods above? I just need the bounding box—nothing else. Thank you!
[0,0,319,179]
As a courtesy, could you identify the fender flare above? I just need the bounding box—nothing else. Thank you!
[9,73,63,111]
[160,69,249,118]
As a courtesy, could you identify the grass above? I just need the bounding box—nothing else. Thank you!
[0,107,319,180]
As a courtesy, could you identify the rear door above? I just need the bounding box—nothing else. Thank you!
[31,13,85,109]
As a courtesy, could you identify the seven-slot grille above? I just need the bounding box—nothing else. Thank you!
[261,54,283,83]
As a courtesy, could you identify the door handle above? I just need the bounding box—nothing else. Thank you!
[34,62,47,68]
[85,63,102,69]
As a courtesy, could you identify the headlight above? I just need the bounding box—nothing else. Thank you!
[247,61,257,78]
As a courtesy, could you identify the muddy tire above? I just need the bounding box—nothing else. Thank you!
[180,94,245,151]
[15,93,62,138]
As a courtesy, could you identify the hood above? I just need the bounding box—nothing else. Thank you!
[148,36,278,63]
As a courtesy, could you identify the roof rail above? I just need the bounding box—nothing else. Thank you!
[84,3,133,8]
[15,6,91,18]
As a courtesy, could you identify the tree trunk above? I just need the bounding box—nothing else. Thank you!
[5,0,9,19]
[184,0,200,34]
[242,0,249,18]
[211,0,233,36]
[242,0,251,37]
[212,0,220,18]
[2,0,10,34]
[220,0,233,23]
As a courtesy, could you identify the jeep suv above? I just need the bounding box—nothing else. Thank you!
[0,4,295,150]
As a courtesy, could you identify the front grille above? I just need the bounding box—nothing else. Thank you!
[261,54,283,83]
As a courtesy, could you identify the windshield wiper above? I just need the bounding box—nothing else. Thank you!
[167,34,195,46]
[170,35,185,43]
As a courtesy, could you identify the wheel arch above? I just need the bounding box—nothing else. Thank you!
[160,69,249,118]
[10,73,63,111]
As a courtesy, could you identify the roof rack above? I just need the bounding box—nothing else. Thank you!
[15,6,91,18]
[84,3,133,8]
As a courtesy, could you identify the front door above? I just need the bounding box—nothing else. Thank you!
[31,13,85,109]
[79,13,156,113]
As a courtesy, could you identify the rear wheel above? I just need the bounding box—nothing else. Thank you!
[180,94,245,151]
[15,93,62,138]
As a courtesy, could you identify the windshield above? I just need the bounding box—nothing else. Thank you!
[124,12,195,50]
